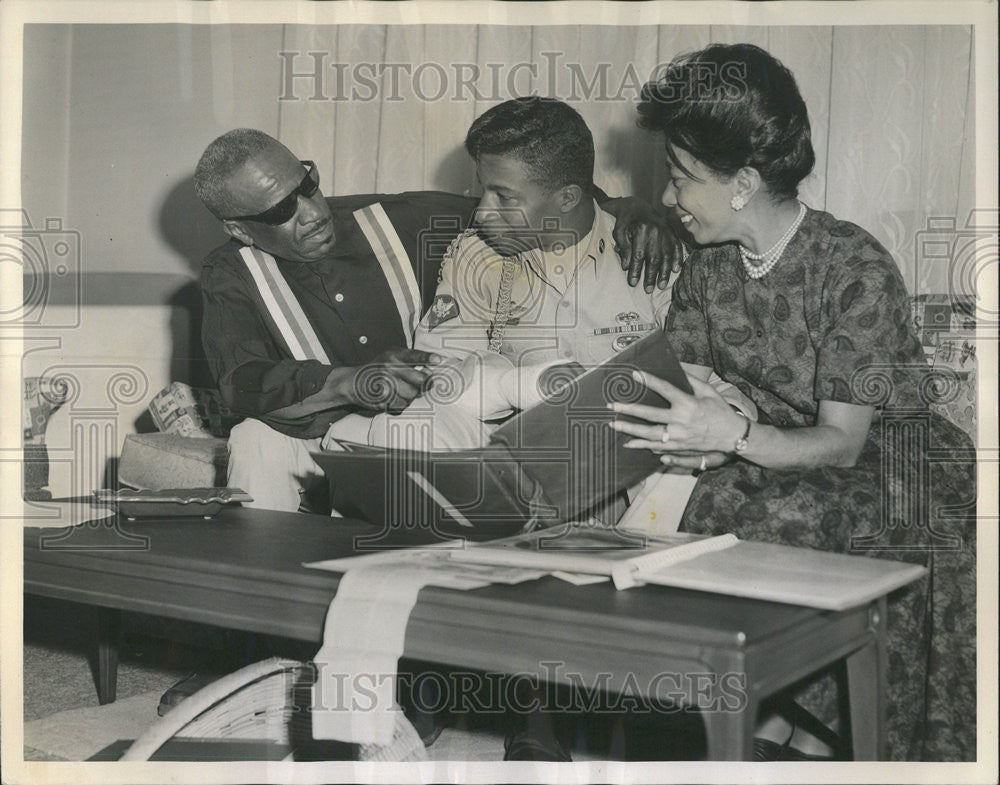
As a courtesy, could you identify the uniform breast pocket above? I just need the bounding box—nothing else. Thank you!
[609,332,648,352]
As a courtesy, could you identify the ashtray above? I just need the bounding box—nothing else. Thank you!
[93,488,254,520]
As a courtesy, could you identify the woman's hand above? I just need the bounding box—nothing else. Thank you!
[607,370,746,455]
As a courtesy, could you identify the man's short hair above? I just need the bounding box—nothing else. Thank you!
[465,97,595,195]
[194,128,283,219]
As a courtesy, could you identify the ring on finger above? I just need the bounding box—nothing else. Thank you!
[699,455,707,472]
[659,424,670,443]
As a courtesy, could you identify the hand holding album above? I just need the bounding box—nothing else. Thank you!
[366,354,588,451]
[315,330,695,542]
[366,352,514,451]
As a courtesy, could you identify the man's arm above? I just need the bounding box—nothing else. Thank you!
[412,232,498,359]
[202,253,438,437]
[201,257,328,432]
[598,195,687,293]
[266,348,441,420]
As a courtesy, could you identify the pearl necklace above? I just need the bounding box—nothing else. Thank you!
[739,202,807,280]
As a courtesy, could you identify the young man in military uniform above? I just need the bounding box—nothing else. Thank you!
[396,99,750,451]
[399,98,755,761]
[195,128,682,511]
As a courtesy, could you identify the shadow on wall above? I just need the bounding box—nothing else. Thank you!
[124,275,214,434]
[159,173,227,277]
[432,144,477,198]
[603,124,663,206]
[146,173,225,431]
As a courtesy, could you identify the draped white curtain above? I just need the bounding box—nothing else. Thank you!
[276,25,974,296]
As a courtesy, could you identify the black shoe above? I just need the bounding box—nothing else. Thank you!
[503,729,572,762]
[409,708,450,747]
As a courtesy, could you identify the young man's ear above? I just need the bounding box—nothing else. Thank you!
[556,184,584,213]
[222,220,255,246]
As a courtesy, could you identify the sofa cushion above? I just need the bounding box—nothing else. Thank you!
[119,433,228,490]
[149,382,240,438]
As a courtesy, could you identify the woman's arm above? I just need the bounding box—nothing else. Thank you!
[732,399,874,468]
[681,363,756,419]
[609,370,875,469]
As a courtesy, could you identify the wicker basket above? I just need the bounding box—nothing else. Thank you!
[121,657,427,762]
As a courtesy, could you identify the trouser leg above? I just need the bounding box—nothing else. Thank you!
[227,419,323,512]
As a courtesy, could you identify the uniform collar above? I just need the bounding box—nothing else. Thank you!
[528,200,609,270]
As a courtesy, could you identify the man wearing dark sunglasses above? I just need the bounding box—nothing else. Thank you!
[215,158,334,262]
[195,128,682,513]
[225,160,321,228]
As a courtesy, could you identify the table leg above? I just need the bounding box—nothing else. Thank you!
[845,599,886,760]
[97,607,122,705]
[702,696,757,761]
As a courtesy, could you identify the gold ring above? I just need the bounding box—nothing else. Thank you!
[660,425,670,443]
[699,455,707,472]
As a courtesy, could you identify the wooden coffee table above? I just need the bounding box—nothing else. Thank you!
[23,507,887,760]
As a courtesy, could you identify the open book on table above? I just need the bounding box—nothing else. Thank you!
[446,523,927,611]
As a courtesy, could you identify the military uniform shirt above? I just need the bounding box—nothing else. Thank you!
[414,203,674,367]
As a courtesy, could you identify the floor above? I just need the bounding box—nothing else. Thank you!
[21,595,705,763]
[23,595,229,760]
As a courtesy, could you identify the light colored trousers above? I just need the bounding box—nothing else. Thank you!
[228,361,754,517]
[228,412,697,528]
[226,419,326,512]
[227,411,379,512]
[226,409,485,513]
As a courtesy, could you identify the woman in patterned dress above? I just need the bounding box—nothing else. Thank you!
[610,43,975,761]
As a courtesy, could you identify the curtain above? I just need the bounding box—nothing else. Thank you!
[275,24,975,297]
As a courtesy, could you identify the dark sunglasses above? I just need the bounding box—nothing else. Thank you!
[226,161,320,225]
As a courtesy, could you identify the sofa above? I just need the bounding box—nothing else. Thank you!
[102,293,978,497]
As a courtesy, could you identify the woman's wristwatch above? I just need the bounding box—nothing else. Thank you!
[732,409,752,454]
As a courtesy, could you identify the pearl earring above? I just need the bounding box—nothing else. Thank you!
[731,195,746,211]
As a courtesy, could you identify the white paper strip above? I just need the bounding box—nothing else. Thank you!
[311,564,435,746]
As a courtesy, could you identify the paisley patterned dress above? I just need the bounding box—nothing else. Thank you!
[666,208,976,761]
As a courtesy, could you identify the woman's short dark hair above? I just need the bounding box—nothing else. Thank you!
[638,44,814,200]
[465,97,594,195]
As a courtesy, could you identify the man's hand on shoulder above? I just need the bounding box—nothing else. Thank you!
[604,196,686,293]
[329,348,443,414]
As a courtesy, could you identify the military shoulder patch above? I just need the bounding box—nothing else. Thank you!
[427,294,460,329]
